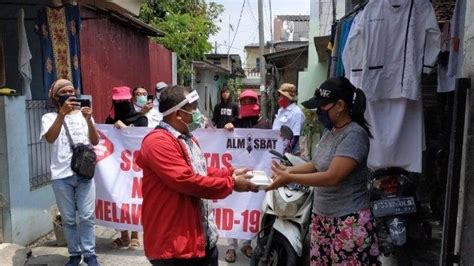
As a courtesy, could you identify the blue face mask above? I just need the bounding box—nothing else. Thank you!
[316,105,335,130]
[136,95,147,107]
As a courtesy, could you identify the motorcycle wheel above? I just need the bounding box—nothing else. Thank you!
[250,230,298,266]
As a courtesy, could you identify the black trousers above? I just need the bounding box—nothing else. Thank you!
[149,246,218,266]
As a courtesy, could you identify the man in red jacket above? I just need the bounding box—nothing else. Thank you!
[137,85,258,266]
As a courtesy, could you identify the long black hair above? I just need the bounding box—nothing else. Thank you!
[350,88,372,138]
[329,77,372,138]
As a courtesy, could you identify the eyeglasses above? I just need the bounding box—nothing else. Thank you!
[134,92,148,97]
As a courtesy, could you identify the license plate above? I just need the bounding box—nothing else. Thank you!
[371,197,417,218]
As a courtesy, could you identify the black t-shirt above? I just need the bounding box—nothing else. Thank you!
[212,102,238,128]
[105,113,148,127]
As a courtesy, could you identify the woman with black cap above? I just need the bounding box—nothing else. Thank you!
[266,77,380,264]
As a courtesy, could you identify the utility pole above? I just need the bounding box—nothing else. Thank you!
[258,0,267,119]
[227,14,232,71]
[269,0,273,53]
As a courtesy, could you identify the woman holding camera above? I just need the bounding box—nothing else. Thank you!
[41,79,100,266]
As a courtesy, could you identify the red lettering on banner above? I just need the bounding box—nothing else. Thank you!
[95,200,141,225]
[121,150,142,172]
[131,204,142,225]
[96,200,103,220]
[222,208,234,230]
[132,150,142,172]
[112,202,120,223]
[214,208,221,229]
[120,150,132,171]
[222,153,232,168]
[210,153,220,168]
[104,201,112,222]
[131,177,143,198]
[203,153,233,168]
[215,208,235,230]
[120,204,131,224]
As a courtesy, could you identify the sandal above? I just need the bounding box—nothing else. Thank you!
[111,237,129,249]
[225,249,236,263]
[128,238,140,250]
[240,245,253,258]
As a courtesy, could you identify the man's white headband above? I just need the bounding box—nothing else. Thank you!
[162,90,200,117]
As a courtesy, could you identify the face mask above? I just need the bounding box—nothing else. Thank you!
[240,104,260,118]
[58,95,73,106]
[316,105,335,130]
[180,109,203,132]
[136,95,147,107]
[278,97,291,109]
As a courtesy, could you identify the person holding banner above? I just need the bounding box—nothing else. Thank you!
[105,86,148,128]
[212,86,238,129]
[41,79,100,266]
[137,85,259,266]
[105,86,147,250]
[223,89,271,262]
[267,77,379,265]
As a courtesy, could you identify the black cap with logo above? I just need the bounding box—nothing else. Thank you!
[302,77,357,109]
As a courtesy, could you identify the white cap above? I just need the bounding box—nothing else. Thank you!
[155,82,168,92]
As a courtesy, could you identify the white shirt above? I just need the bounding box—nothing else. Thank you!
[272,103,305,136]
[133,103,162,128]
[40,111,92,180]
[342,0,440,101]
[366,98,424,173]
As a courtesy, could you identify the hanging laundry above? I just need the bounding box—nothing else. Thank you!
[342,0,440,173]
[335,17,354,77]
[447,0,462,79]
[36,4,81,96]
[438,22,455,93]
[342,0,440,101]
[18,8,32,100]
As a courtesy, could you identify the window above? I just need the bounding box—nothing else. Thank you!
[256,58,260,72]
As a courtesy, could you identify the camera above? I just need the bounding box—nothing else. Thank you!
[75,99,91,107]
[147,95,154,101]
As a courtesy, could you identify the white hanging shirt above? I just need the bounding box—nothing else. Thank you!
[40,111,92,180]
[342,0,440,101]
[366,98,425,173]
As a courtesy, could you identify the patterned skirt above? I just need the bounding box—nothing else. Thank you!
[310,208,380,266]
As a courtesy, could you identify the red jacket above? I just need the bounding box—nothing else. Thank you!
[136,128,235,260]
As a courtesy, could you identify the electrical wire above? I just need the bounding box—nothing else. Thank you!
[246,0,258,24]
[269,48,306,70]
[228,0,246,54]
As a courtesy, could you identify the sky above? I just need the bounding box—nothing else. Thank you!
[207,0,311,65]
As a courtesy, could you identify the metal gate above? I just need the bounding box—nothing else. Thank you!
[25,100,54,190]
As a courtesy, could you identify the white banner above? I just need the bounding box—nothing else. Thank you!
[93,125,282,240]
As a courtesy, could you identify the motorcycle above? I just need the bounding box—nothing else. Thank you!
[368,167,431,264]
[250,126,313,266]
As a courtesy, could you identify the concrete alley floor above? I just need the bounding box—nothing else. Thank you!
[22,226,250,266]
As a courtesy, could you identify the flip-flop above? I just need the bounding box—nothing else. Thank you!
[240,245,253,258]
[111,237,129,249]
[128,238,140,250]
[225,249,236,263]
